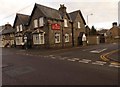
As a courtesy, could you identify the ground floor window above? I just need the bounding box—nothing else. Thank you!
[16,37,23,45]
[55,33,60,43]
[33,33,45,45]
[65,33,69,42]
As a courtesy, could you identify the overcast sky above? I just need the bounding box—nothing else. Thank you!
[0,0,119,29]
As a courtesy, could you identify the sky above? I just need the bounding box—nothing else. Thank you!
[0,0,119,30]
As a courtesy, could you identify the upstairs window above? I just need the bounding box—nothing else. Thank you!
[55,33,60,43]
[16,26,19,32]
[65,33,69,42]
[34,19,38,28]
[20,24,23,31]
[39,17,44,27]
[78,22,81,28]
[64,19,68,27]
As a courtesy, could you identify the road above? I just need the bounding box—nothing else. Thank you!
[1,43,120,85]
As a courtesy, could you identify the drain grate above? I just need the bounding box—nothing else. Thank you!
[4,66,35,77]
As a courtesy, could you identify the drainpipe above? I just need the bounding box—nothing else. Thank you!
[71,21,74,47]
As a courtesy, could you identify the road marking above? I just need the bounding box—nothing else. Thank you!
[49,55,54,57]
[95,61,107,64]
[79,59,92,63]
[72,58,80,61]
[90,48,107,53]
[109,64,120,68]
[100,49,119,62]
[59,57,68,60]
[67,59,76,62]
[50,56,56,59]
[92,61,107,66]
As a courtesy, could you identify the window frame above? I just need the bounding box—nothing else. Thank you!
[65,33,69,43]
[78,21,81,28]
[20,24,23,31]
[64,19,68,27]
[16,26,19,32]
[55,33,60,43]
[34,19,38,28]
[39,17,44,27]
[33,33,45,45]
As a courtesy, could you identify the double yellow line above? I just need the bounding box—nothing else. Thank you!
[100,49,120,65]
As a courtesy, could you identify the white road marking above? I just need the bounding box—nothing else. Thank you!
[49,55,54,57]
[90,48,107,53]
[50,56,56,59]
[92,62,104,65]
[67,59,76,62]
[78,59,92,63]
[109,64,120,68]
[95,61,107,64]
[92,61,107,65]
[72,58,80,61]
[78,60,89,63]
[59,57,68,60]
[82,59,92,62]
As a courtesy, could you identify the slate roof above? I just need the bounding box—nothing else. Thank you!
[69,10,86,24]
[13,13,30,28]
[2,28,15,35]
[36,3,62,20]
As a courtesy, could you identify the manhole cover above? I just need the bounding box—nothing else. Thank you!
[4,66,35,77]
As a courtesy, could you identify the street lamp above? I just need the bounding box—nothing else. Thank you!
[87,13,93,25]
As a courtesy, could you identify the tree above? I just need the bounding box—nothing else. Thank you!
[90,26,97,35]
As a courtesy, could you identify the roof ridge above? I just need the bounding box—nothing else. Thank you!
[69,10,80,14]
[35,3,59,12]
[16,13,30,16]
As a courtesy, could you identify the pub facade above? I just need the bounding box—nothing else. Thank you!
[13,3,87,49]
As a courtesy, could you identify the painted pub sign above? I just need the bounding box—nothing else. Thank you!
[51,23,60,30]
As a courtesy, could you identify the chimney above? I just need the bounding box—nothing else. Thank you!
[112,22,117,27]
[5,22,12,29]
[59,4,67,14]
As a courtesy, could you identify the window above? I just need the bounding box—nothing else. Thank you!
[64,19,68,27]
[39,17,44,27]
[15,37,23,45]
[65,33,69,42]
[55,33,60,43]
[78,22,81,28]
[39,33,44,44]
[16,26,19,32]
[20,24,23,31]
[33,34,39,44]
[33,33,45,44]
[34,19,38,28]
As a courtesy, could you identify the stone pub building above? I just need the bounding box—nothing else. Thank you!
[13,3,87,49]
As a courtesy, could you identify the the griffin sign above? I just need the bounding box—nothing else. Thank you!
[51,23,60,30]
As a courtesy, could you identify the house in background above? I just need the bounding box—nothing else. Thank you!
[106,22,120,43]
[98,29,108,43]
[0,25,5,47]
[13,13,30,48]
[0,23,15,47]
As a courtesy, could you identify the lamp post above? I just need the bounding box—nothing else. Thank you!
[87,13,93,25]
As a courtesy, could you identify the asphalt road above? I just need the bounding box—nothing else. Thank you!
[1,43,120,85]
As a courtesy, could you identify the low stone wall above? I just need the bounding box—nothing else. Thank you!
[87,36,100,45]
